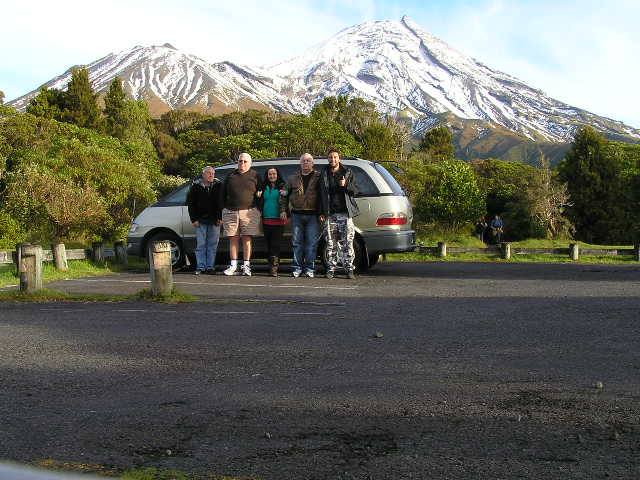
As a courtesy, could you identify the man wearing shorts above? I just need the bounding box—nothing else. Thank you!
[221,152,262,276]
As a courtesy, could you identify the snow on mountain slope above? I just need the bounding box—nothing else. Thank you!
[8,17,639,143]
[267,16,638,142]
[9,43,304,114]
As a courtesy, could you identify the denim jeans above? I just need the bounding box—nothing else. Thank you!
[195,223,221,271]
[291,213,320,274]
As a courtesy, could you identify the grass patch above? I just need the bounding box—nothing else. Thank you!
[32,461,256,480]
[0,256,148,288]
[120,466,258,480]
[0,287,130,302]
[0,286,197,303]
[135,288,198,303]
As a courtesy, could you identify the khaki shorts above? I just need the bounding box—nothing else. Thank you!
[222,207,262,237]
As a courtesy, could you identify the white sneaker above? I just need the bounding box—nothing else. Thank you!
[240,264,252,276]
[223,265,238,276]
[292,270,301,278]
[304,271,314,278]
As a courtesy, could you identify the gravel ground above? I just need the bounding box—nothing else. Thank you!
[1,262,639,479]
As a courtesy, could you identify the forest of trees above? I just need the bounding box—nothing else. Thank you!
[1,69,639,249]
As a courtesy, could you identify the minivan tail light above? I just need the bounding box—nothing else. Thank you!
[376,213,407,226]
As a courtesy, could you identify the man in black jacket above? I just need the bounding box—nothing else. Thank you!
[186,166,223,275]
[319,149,360,279]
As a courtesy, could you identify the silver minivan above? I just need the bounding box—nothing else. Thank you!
[127,157,416,271]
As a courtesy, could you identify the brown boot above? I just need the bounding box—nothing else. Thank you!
[269,256,279,277]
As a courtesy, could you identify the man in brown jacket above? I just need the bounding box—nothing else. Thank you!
[283,153,321,278]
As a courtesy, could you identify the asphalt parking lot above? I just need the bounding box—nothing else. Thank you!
[1,262,640,479]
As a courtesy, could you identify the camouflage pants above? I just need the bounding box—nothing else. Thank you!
[324,213,355,272]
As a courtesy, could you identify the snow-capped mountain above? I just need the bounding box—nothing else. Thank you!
[267,16,637,142]
[8,16,639,144]
[8,43,304,115]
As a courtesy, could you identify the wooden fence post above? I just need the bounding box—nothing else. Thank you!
[15,242,24,276]
[502,242,511,260]
[569,243,580,261]
[114,241,128,265]
[51,242,68,271]
[92,242,105,264]
[149,241,173,296]
[437,241,447,258]
[19,244,43,292]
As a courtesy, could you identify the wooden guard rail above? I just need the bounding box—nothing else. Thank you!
[417,243,640,261]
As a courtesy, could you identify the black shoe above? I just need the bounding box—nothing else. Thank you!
[325,271,334,279]
[195,270,202,275]
[205,269,216,275]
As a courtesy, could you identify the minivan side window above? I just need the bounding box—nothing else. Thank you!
[373,164,405,195]
[158,182,190,204]
[350,166,379,196]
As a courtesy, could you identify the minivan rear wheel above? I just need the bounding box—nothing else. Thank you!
[320,237,367,272]
[146,232,185,270]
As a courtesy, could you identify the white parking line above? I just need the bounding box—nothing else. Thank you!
[280,312,331,315]
[67,278,357,291]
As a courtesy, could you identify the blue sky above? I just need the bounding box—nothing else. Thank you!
[2,0,639,128]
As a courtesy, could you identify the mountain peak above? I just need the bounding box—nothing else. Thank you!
[7,17,639,144]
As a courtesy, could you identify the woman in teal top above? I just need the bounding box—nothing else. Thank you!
[257,167,288,276]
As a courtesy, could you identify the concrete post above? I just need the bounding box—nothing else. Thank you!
[569,243,580,261]
[19,244,43,292]
[502,242,511,260]
[114,241,128,265]
[150,241,173,296]
[51,242,68,271]
[437,242,447,258]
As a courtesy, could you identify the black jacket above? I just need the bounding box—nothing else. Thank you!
[319,164,360,218]
[186,178,223,224]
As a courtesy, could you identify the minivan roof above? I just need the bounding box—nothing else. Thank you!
[216,157,376,168]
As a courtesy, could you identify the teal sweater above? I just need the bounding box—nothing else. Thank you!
[262,185,282,219]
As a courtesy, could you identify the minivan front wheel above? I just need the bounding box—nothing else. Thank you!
[146,232,185,270]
